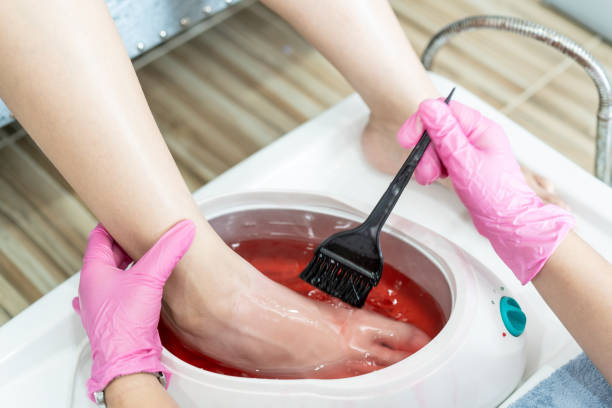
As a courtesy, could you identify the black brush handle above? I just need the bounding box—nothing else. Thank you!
[363,88,455,235]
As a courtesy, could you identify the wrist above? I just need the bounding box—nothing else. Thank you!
[89,350,169,401]
[105,373,164,407]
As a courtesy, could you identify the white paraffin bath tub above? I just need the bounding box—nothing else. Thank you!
[1,74,610,407]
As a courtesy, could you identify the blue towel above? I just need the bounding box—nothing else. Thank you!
[510,353,612,407]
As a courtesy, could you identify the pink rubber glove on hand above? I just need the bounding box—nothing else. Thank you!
[399,99,575,284]
[397,102,448,185]
[73,220,195,400]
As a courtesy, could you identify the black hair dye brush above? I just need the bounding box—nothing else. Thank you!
[299,88,456,307]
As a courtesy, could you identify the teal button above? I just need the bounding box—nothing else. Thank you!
[500,296,526,337]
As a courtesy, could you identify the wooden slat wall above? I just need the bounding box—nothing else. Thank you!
[0,0,609,326]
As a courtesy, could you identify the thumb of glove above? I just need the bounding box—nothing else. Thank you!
[418,99,477,175]
[137,219,196,288]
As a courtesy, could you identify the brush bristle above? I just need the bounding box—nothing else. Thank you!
[299,252,374,308]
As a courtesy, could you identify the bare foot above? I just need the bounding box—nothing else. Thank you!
[520,167,569,210]
[362,116,568,208]
[162,242,429,378]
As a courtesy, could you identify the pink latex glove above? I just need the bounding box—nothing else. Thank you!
[72,220,195,400]
[397,102,448,185]
[399,99,575,284]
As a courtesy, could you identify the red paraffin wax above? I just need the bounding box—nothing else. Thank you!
[159,238,446,378]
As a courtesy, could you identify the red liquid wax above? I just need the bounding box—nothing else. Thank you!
[159,238,446,378]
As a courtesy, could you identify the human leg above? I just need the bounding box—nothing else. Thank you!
[262,0,565,206]
[0,0,428,376]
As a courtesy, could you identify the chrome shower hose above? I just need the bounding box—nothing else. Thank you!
[421,15,612,185]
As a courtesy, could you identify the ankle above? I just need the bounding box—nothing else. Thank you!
[162,243,258,328]
[368,112,408,135]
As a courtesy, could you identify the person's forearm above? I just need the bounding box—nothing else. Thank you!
[261,0,439,121]
[532,231,612,384]
[105,374,178,408]
[0,1,223,281]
